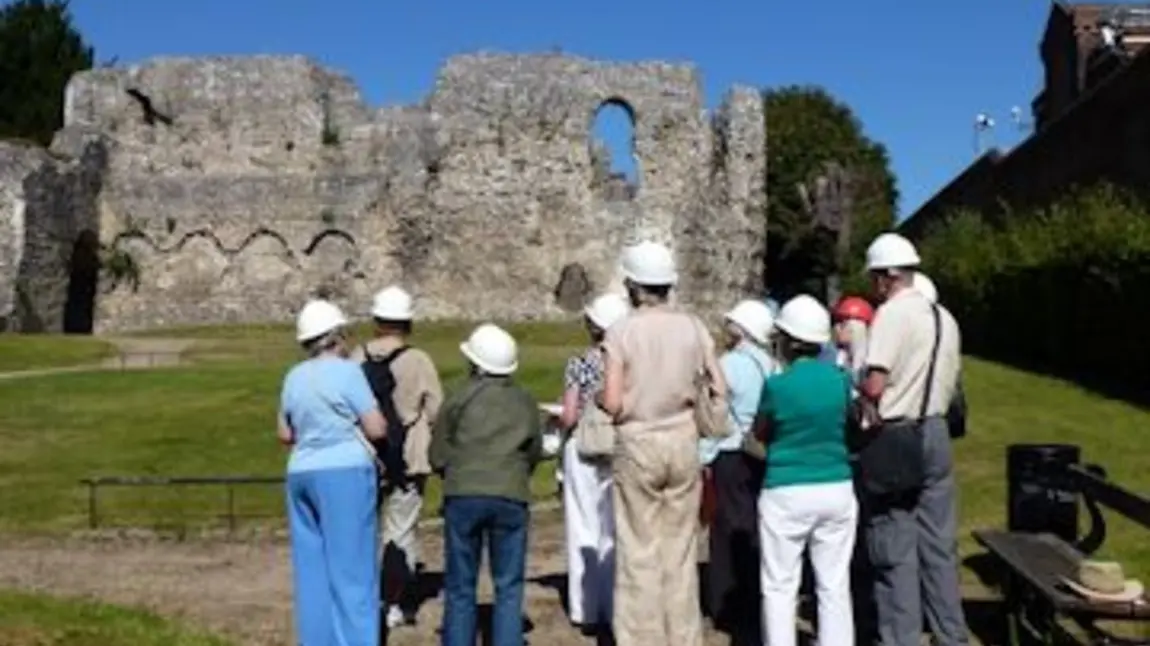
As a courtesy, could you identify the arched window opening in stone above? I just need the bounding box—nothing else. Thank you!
[589,99,639,202]
[63,230,100,334]
[554,262,594,313]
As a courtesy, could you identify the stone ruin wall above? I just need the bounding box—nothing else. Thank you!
[0,140,104,333]
[0,52,766,333]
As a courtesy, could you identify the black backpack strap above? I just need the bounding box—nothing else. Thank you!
[919,304,943,420]
[381,345,410,366]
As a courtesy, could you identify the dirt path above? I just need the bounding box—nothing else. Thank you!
[0,337,196,381]
[0,512,736,646]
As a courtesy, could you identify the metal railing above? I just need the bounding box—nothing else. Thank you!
[79,475,284,532]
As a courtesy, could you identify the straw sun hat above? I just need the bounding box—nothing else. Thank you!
[1061,560,1145,603]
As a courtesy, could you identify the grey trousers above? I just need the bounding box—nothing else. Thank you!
[380,476,426,612]
[865,417,969,646]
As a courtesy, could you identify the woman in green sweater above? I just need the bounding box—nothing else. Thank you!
[750,294,859,646]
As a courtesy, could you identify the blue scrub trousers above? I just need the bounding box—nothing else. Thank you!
[287,465,380,646]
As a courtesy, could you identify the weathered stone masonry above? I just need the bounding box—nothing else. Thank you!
[0,52,766,333]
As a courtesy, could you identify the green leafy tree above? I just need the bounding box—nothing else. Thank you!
[763,85,898,299]
[0,0,94,146]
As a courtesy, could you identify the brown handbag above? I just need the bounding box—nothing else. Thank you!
[690,316,729,439]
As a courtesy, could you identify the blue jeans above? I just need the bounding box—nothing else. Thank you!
[441,496,529,646]
[287,465,380,646]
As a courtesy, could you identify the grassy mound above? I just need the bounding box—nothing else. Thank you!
[0,590,232,646]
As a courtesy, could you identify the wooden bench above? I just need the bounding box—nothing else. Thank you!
[973,464,1150,645]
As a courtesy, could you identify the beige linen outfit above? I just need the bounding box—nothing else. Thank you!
[603,306,715,646]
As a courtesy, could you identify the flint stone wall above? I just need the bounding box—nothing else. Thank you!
[2,52,766,333]
[0,140,105,332]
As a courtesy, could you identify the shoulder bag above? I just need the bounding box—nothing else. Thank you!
[856,303,942,497]
[948,379,968,439]
[691,316,729,439]
[574,346,617,460]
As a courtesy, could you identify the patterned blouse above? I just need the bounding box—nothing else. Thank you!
[563,346,606,416]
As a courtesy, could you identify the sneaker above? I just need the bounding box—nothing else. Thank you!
[386,606,405,629]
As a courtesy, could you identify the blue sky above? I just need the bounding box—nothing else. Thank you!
[70,0,1070,219]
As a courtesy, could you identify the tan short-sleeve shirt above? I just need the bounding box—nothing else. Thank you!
[350,338,444,475]
[866,288,961,420]
[603,306,715,424]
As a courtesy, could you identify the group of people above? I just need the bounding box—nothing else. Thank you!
[279,283,550,646]
[275,230,967,646]
[556,232,967,646]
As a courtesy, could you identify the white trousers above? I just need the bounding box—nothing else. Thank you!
[563,436,615,626]
[759,481,858,646]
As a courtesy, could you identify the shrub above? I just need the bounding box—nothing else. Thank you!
[917,184,1150,382]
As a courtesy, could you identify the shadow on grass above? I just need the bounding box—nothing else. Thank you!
[968,349,1150,411]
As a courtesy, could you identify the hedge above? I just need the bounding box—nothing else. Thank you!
[916,184,1150,383]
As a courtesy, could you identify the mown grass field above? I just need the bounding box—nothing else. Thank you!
[0,322,578,534]
[0,590,232,646]
[0,321,1148,588]
[0,335,114,372]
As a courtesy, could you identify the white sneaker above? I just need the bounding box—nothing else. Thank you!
[386,606,405,629]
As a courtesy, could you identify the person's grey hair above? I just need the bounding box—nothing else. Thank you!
[302,327,343,357]
[725,319,748,341]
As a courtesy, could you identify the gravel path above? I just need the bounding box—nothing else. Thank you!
[0,512,734,646]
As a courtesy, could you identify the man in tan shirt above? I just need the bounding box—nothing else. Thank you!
[859,233,968,646]
[350,286,443,630]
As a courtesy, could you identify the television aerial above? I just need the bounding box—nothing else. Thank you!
[973,112,995,154]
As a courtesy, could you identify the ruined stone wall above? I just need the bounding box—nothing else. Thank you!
[0,139,105,332]
[10,52,766,333]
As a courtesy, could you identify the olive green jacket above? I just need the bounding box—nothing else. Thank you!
[429,375,543,503]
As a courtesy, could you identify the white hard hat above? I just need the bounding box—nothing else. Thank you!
[371,285,414,321]
[865,232,921,271]
[584,292,630,330]
[724,299,775,345]
[775,294,832,345]
[460,323,518,375]
[620,241,678,286]
[296,299,349,343]
[912,272,938,304]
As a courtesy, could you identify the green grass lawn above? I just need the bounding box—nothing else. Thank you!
[1,322,1148,588]
[0,590,232,646]
[0,335,115,372]
[0,322,576,534]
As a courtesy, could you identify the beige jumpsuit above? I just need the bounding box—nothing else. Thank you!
[603,306,715,646]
